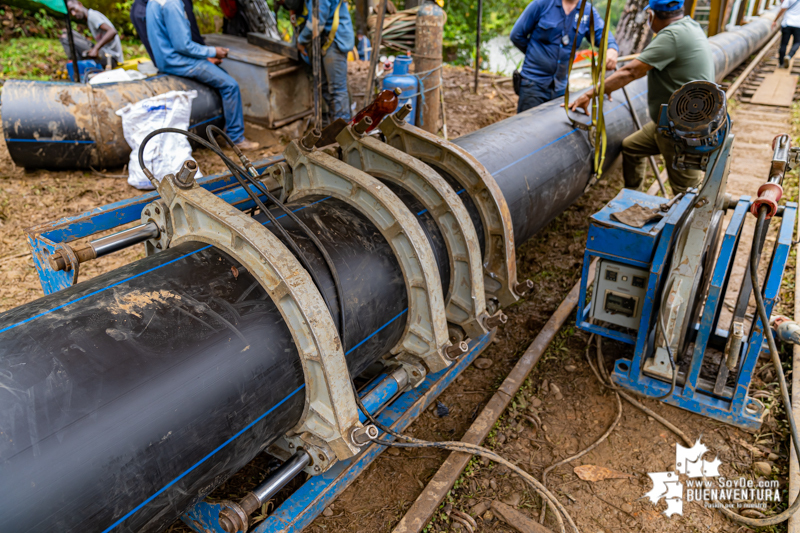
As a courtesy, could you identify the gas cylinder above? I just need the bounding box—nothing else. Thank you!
[382,55,419,126]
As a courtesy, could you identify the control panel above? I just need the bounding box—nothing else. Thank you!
[590,260,649,330]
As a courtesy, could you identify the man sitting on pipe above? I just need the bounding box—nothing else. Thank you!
[146,0,260,150]
[569,0,714,193]
[59,0,123,69]
[130,0,207,63]
[510,0,619,112]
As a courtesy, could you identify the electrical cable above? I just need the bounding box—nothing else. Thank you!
[588,206,800,526]
[352,385,579,533]
[136,127,347,342]
[204,125,348,341]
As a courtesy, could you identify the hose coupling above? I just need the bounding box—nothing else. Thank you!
[749,182,783,219]
[175,160,198,189]
[351,424,379,446]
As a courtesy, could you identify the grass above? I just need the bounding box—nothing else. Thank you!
[0,37,148,81]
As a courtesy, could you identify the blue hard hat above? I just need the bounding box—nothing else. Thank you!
[648,0,683,11]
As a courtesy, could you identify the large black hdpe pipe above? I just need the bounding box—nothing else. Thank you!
[0,14,776,533]
[1,75,224,170]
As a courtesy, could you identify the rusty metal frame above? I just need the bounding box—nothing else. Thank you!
[142,172,364,464]
[336,125,490,340]
[282,140,453,374]
[379,115,522,307]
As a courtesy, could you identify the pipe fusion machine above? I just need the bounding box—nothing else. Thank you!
[4,102,533,533]
[578,81,798,431]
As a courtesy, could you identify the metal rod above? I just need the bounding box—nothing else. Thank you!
[365,0,387,100]
[789,183,800,533]
[252,451,311,505]
[621,84,668,198]
[63,0,80,83]
[91,222,160,257]
[312,0,322,128]
[473,0,483,93]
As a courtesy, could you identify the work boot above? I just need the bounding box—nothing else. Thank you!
[783,55,791,68]
[235,138,260,151]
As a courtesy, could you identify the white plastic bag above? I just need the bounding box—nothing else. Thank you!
[116,90,202,190]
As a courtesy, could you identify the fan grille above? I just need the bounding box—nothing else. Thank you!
[673,87,717,124]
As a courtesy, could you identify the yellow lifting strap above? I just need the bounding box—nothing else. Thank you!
[323,0,345,53]
[562,0,614,186]
[297,0,343,54]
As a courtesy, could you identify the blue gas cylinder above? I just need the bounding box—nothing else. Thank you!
[382,56,418,125]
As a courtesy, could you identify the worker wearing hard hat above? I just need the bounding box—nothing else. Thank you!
[569,0,714,194]
[295,0,355,125]
[510,0,619,112]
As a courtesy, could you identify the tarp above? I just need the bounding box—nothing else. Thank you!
[1,0,66,16]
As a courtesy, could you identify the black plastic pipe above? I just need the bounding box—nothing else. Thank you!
[0,13,778,533]
[1,75,224,170]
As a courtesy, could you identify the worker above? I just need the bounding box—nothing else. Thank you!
[773,0,800,68]
[295,0,355,124]
[131,0,206,62]
[59,0,123,69]
[569,0,714,194]
[146,0,259,150]
[509,0,619,112]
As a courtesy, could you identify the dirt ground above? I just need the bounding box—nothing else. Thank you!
[0,62,794,533]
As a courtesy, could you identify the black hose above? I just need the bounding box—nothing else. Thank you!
[136,127,345,340]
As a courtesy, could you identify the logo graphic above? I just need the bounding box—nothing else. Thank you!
[644,438,721,517]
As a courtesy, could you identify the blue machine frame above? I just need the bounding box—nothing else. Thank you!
[577,188,797,431]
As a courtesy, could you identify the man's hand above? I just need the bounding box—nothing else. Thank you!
[214,46,229,59]
[86,47,99,59]
[208,57,223,65]
[606,48,619,71]
[568,91,594,115]
[297,42,308,57]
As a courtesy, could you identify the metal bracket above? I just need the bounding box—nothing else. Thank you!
[282,141,453,373]
[142,171,363,464]
[380,115,524,307]
[336,124,489,340]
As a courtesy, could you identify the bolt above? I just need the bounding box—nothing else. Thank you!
[301,128,322,150]
[445,341,469,360]
[351,424,379,445]
[485,312,508,329]
[395,103,413,122]
[175,160,198,189]
[353,116,373,135]
[448,325,465,344]
[314,465,321,472]
[515,279,534,296]
[288,442,295,449]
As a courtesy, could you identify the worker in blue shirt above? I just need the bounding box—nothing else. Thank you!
[295,0,355,124]
[146,0,259,150]
[510,0,619,112]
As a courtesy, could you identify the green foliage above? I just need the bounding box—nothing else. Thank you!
[0,37,62,79]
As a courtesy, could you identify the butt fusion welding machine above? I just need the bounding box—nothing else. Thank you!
[577,81,799,430]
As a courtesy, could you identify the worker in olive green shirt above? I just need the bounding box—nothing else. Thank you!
[569,0,714,193]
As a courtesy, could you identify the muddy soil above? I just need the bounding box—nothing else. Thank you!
[0,62,791,533]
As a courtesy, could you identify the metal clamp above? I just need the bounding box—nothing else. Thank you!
[380,113,525,307]
[337,124,490,340]
[141,168,363,464]
[283,141,453,373]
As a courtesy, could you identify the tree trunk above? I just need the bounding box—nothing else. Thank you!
[615,0,653,55]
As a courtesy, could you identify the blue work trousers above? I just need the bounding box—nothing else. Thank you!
[516,78,563,113]
[169,60,245,144]
[322,46,351,123]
